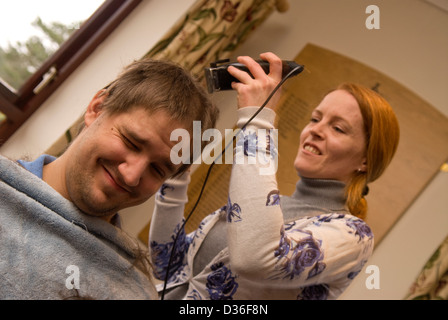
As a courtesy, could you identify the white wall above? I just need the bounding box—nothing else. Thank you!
[1,0,447,299]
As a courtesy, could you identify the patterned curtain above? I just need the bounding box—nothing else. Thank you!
[144,0,290,81]
[405,235,448,300]
[46,0,290,156]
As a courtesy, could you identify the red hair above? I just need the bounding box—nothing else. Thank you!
[337,83,400,219]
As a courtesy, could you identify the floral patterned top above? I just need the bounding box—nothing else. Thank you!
[149,107,374,300]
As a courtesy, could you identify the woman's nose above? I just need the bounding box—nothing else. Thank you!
[310,123,325,139]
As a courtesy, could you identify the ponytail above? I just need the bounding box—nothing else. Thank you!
[337,83,400,220]
[345,171,368,219]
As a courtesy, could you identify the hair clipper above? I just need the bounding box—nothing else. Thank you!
[204,59,304,93]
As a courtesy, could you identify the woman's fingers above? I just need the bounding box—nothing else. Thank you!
[227,52,283,110]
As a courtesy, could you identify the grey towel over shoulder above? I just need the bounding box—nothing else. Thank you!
[0,155,156,300]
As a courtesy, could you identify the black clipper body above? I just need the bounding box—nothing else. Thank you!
[204,59,304,93]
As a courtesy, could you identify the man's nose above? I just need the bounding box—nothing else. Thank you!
[118,156,148,187]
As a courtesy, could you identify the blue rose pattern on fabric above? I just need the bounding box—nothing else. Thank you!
[297,284,330,300]
[225,196,242,223]
[347,265,364,280]
[260,129,278,162]
[348,258,369,280]
[266,189,280,206]
[236,129,257,158]
[310,214,373,244]
[206,262,239,300]
[315,213,345,224]
[273,228,326,280]
[346,217,373,242]
[158,183,174,200]
[187,289,203,300]
[235,128,278,160]
[150,222,192,281]
[272,214,374,297]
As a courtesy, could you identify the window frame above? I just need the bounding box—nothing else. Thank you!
[0,0,142,146]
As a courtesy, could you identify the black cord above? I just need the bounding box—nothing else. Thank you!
[159,66,302,300]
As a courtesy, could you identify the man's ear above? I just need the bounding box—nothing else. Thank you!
[84,90,107,127]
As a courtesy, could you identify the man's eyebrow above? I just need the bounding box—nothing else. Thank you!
[123,127,179,173]
[124,128,147,145]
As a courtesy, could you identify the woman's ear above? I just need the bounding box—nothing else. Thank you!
[84,90,107,127]
[359,158,368,173]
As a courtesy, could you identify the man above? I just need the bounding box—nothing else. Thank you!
[0,59,219,299]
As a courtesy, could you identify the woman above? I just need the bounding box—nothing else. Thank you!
[149,53,400,300]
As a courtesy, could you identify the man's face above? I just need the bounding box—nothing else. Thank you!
[65,107,186,219]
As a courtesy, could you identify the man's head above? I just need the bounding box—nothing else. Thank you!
[49,59,219,220]
[99,59,217,137]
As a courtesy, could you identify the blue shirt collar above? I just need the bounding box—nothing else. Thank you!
[17,154,57,179]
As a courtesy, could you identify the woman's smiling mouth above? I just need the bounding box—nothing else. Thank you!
[303,143,322,155]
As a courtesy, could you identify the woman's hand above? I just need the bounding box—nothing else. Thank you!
[228,52,283,111]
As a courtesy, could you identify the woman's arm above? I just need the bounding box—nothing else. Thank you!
[226,53,374,290]
[148,172,192,280]
[227,107,374,289]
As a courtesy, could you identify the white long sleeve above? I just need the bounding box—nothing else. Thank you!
[149,172,191,280]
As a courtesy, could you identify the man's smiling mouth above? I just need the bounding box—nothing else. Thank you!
[102,165,131,193]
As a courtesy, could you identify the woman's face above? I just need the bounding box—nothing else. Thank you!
[294,90,367,183]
